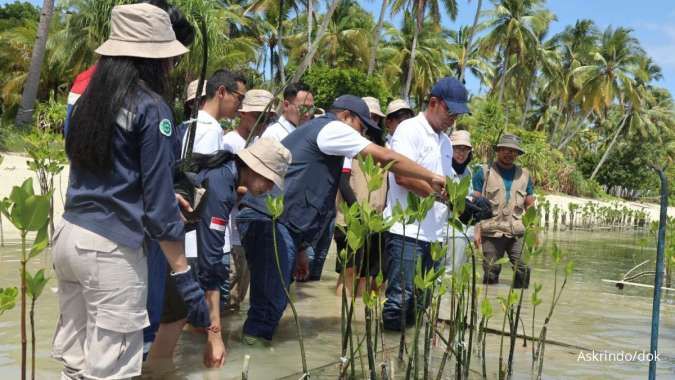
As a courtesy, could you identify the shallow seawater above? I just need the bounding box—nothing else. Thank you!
[0,230,673,379]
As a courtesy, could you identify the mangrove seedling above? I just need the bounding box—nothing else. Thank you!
[0,178,51,380]
[23,129,67,242]
[265,195,308,378]
[26,269,49,380]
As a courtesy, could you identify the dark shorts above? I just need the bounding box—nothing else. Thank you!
[334,228,387,277]
[160,257,199,324]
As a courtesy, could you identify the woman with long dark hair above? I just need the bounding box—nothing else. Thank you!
[52,4,209,379]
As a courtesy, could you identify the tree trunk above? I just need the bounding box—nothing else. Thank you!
[291,0,340,82]
[556,109,593,150]
[402,0,425,100]
[15,0,54,128]
[277,0,286,84]
[590,114,628,180]
[307,0,313,63]
[367,0,389,77]
[497,44,510,103]
[459,0,482,82]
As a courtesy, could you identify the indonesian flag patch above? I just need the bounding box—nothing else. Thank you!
[209,217,227,232]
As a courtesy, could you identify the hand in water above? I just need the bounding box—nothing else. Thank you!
[294,248,310,281]
[203,329,227,368]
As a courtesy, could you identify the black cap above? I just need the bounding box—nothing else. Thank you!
[330,95,381,131]
[430,77,470,115]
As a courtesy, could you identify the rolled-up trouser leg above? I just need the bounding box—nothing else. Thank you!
[237,208,297,340]
[51,220,149,379]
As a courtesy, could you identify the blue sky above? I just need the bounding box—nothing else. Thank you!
[4,0,675,96]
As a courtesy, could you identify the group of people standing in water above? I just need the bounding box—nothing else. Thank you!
[52,2,534,378]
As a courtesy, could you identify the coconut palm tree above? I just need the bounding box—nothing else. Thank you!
[367,0,390,76]
[380,11,451,104]
[15,0,54,127]
[447,25,493,86]
[481,0,552,102]
[391,0,458,100]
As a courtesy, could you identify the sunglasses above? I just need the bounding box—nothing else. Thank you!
[231,90,246,103]
[298,104,316,116]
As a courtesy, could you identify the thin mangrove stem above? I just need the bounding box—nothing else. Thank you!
[271,219,308,376]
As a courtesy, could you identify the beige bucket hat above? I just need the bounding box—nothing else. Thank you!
[95,3,189,59]
[451,130,472,148]
[496,133,525,154]
[362,97,385,118]
[239,89,276,113]
[237,138,292,189]
[186,79,208,102]
[386,99,413,117]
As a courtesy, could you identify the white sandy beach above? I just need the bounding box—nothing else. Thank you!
[0,152,672,239]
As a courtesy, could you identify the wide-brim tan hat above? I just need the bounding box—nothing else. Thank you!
[362,96,385,118]
[496,133,525,154]
[451,130,472,148]
[386,98,413,117]
[186,79,207,102]
[236,138,292,189]
[239,89,276,113]
[95,4,188,59]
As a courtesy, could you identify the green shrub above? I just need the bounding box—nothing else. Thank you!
[301,65,392,109]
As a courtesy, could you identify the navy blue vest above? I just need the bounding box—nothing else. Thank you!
[279,114,344,245]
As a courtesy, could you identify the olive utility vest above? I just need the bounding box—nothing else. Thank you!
[479,164,530,238]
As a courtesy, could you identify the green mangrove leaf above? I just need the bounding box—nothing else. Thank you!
[30,224,49,259]
[565,260,575,277]
[430,242,445,262]
[265,195,284,219]
[22,194,50,231]
[375,271,384,288]
[26,269,49,300]
[0,287,18,316]
[480,297,493,318]
[494,256,511,266]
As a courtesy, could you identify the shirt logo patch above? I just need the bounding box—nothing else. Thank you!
[159,119,173,137]
[209,217,227,232]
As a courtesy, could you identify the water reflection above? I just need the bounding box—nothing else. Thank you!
[0,230,673,379]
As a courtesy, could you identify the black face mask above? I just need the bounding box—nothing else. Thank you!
[452,150,473,175]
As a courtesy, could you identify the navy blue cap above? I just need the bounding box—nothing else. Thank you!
[330,95,381,132]
[430,77,470,115]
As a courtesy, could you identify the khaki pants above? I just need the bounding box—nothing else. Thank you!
[51,220,149,379]
[228,245,250,308]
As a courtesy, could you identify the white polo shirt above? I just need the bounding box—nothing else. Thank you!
[261,115,296,141]
[182,110,223,155]
[222,129,246,153]
[383,113,454,242]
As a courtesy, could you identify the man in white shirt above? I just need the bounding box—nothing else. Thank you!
[221,89,275,310]
[181,69,246,155]
[382,77,471,331]
[261,82,314,141]
[237,95,448,343]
